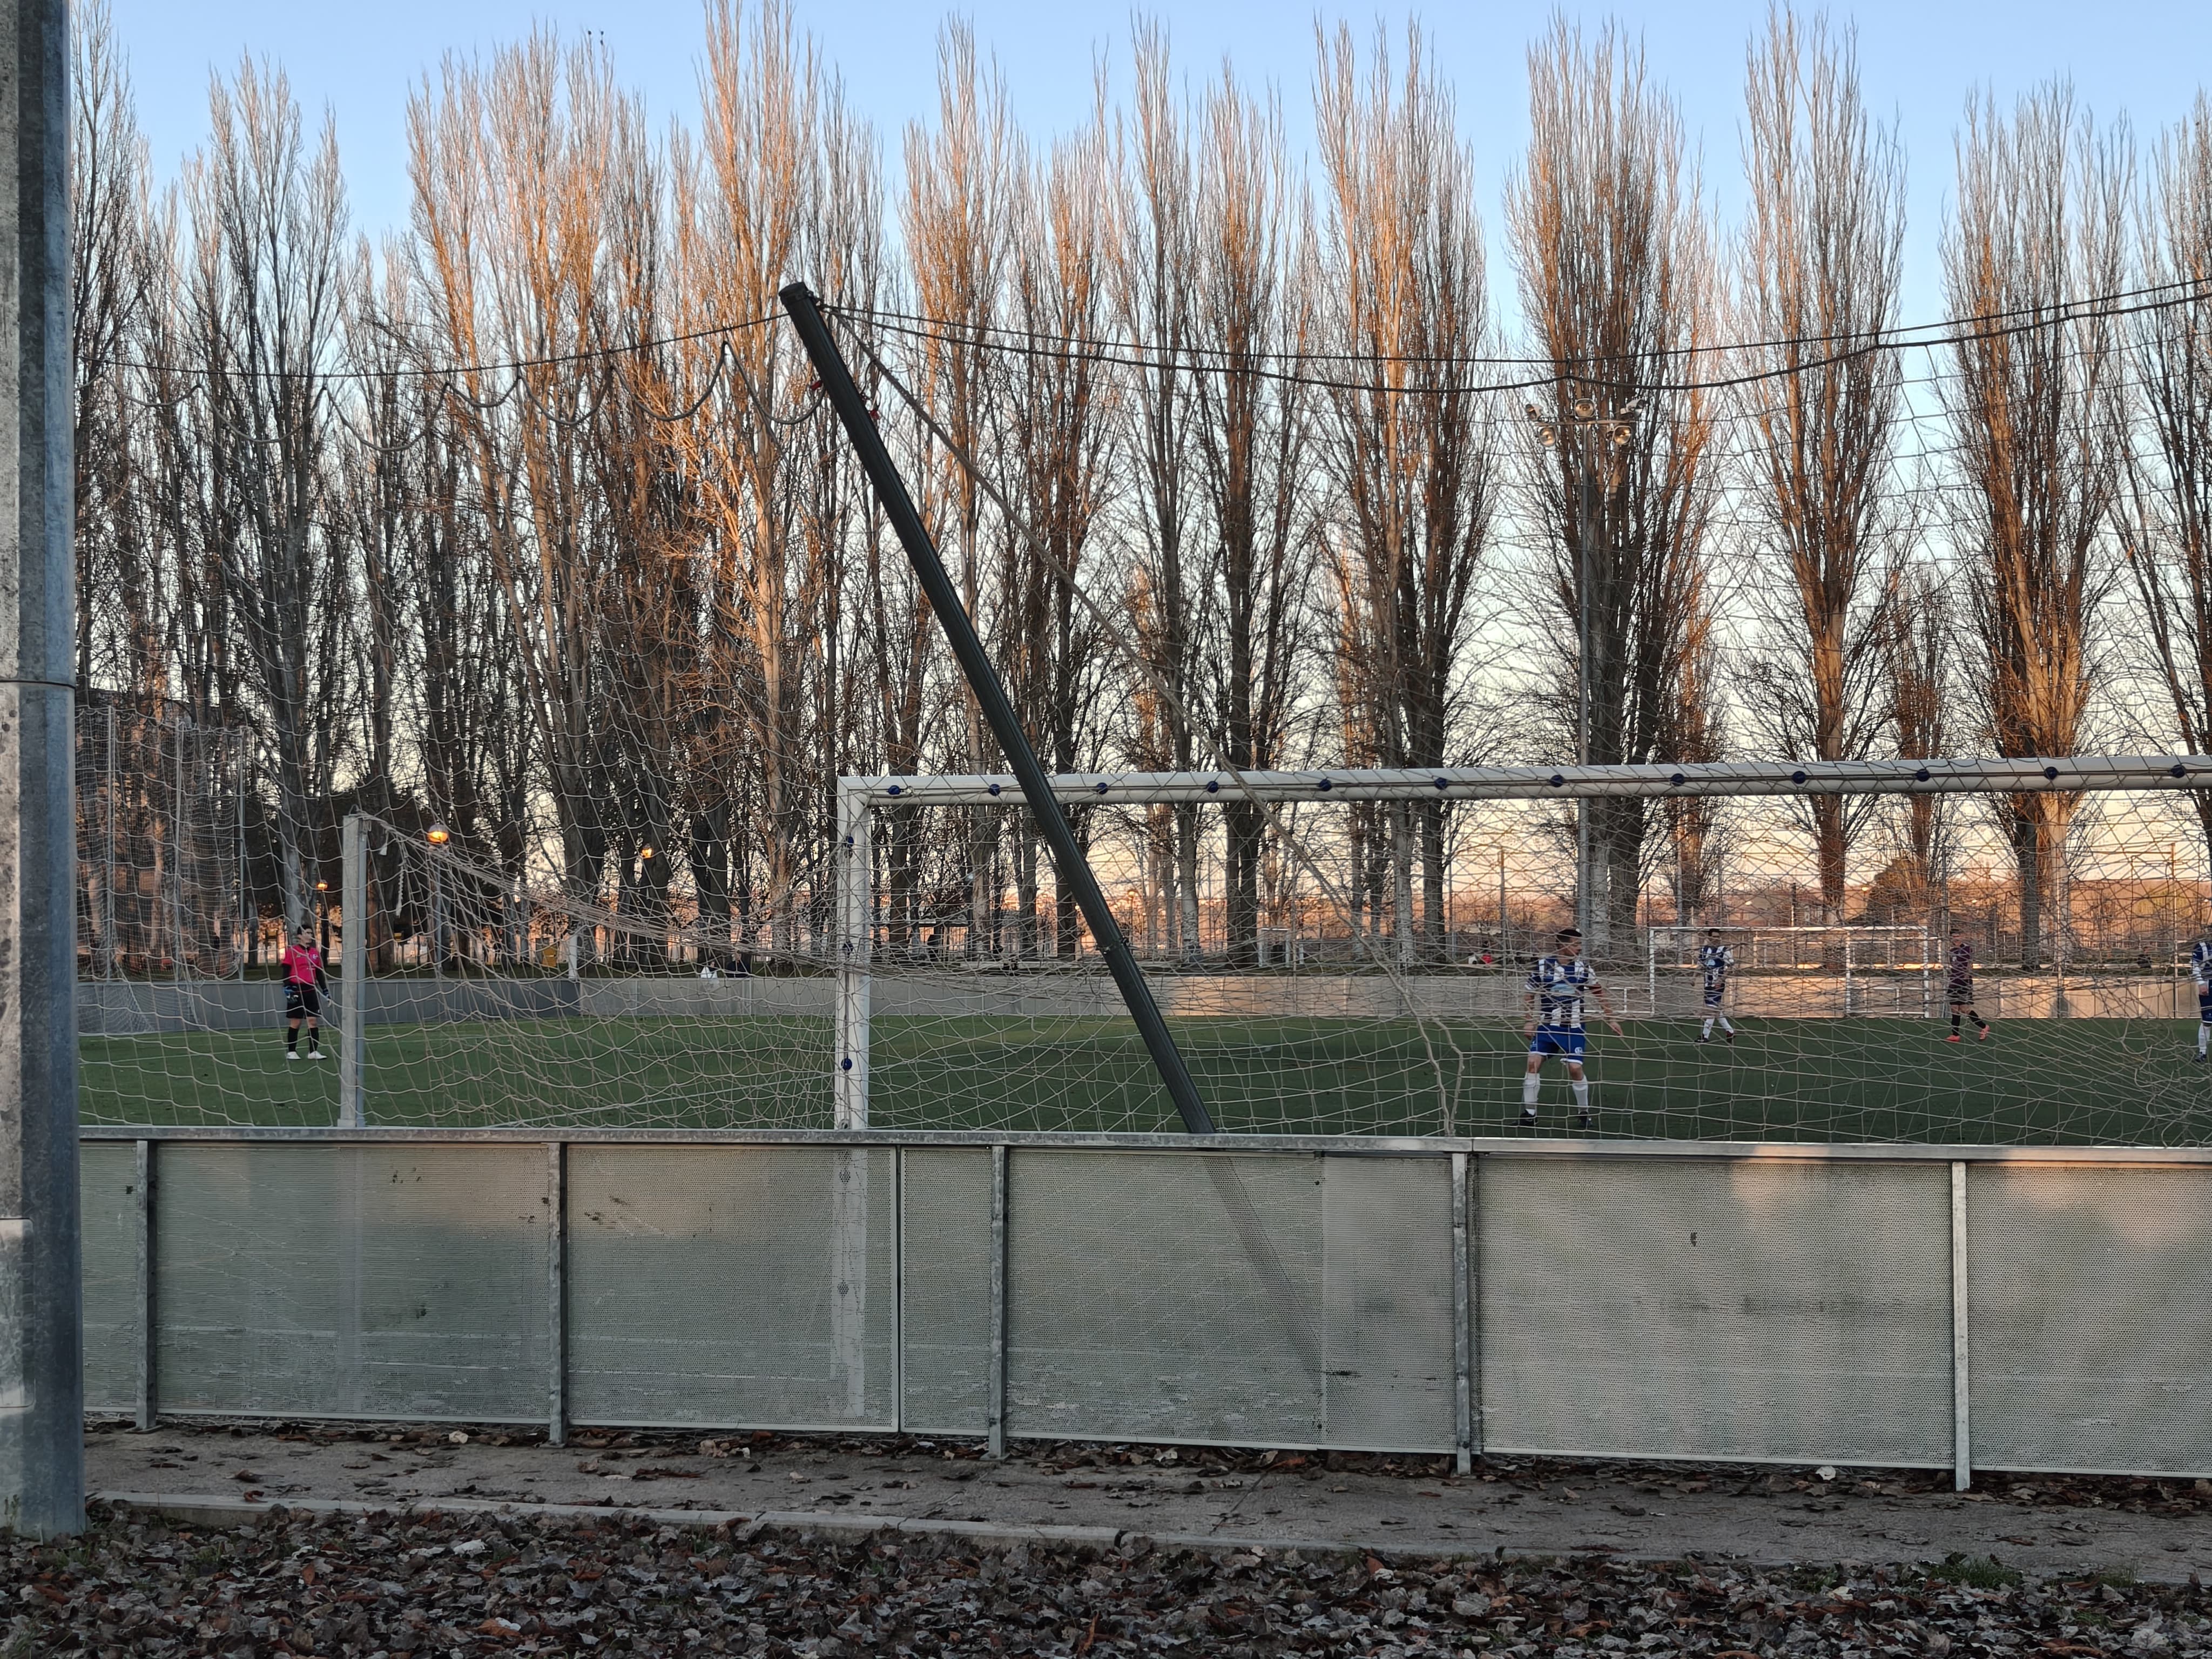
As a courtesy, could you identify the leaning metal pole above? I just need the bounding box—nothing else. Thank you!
[779,283,1213,1135]
[0,0,83,1537]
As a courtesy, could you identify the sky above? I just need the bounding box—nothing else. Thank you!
[107,0,2212,329]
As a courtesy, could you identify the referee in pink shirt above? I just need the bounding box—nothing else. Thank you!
[282,923,326,1060]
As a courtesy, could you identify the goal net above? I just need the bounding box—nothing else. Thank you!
[77,753,2212,1147]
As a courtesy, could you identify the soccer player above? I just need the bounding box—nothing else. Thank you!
[1945,926,1990,1042]
[1521,927,1623,1130]
[282,922,326,1060]
[2190,932,2212,1062]
[1696,927,1736,1044]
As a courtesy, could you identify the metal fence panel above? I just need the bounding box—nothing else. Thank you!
[1320,1155,1456,1451]
[565,1147,896,1429]
[79,1142,138,1413]
[898,1148,993,1435]
[1967,1163,2212,1476]
[154,1144,549,1419]
[1479,1156,1954,1465]
[1008,1151,1327,1444]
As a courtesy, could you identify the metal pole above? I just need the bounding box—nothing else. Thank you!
[987,1142,1009,1459]
[0,0,84,1535]
[102,704,113,978]
[547,1141,567,1447]
[1449,1152,1472,1475]
[1950,1159,1972,1492]
[1576,456,1596,946]
[133,1139,154,1432]
[834,780,872,1129]
[337,815,367,1129]
[780,283,1212,1134]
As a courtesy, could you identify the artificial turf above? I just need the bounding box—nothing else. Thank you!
[76,1009,2212,1144]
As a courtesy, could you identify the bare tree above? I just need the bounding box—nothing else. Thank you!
[1007,122,1116,956]
[1941,83,2129,966]
[1508,19,1722,960]
[1873,561,1954,921]
[902,22,1017,958]
[1735,6,1907,925]
[2123,91,2212,880]
[1111,24,1209,963]
[409,32,646,916]
[181,58,353,933]
[1190,68,1317,965]
[71,0,163,697]
[1316,21,1499,963]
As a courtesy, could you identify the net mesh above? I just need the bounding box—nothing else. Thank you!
[75,744,2212,1145]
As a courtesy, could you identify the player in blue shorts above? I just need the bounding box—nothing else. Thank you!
[1521,926,1623,1130]
[2192,935,2212,1062]
[1696,927,1736,1044]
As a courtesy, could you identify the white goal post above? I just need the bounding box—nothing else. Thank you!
[832,755,2212,1128]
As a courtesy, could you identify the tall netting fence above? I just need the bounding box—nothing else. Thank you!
[76,697,252,987]
[76,753,2212,1145]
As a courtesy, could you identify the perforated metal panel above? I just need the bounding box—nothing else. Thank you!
[79,1141,139,1413]
[1008,1150,1326,1444]
[155,1144,550,1419]
[1480,1156,1953,1465]
[1321,1155,1456,1450]
[898,1148,993,1434]
[566,1146,895,1428]
[1967,1163,2212,1476]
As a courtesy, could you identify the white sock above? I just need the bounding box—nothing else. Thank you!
[2198,1023,2208,1056]
[1521,1072,1541,1108]
[1701,1017,1714,1037]
[1720,1017,1735,1035]
[1572,1078,1590,1114]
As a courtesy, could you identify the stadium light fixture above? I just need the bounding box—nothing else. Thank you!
[639,843,656,861]
[426,821,449,847]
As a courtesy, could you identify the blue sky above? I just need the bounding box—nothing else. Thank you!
[109,0,2212,327]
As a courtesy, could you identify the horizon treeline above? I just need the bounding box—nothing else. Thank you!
[68,0,2212,968]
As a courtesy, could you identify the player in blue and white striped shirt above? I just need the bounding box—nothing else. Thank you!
[2191,936,2212,1062]
[1521,927,1623,1130]
[1696,929,1736,1044]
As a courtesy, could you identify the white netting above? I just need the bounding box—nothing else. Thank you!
[76,744,2212,1145]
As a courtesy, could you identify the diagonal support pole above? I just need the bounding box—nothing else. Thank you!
[780,282,1212,1134]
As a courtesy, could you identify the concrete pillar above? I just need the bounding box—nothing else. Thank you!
[0,0,84,1539]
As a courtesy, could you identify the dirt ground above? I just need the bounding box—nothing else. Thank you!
[9,1438,2212,1656]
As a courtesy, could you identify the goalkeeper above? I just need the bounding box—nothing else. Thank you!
[1520,927,1622,1131]
[2192,933,2212,1063]
[281,922,327,1061]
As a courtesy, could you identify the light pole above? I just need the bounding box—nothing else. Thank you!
[1525,395,1640,955]
[316,879,330,959]
[426,821,449,977]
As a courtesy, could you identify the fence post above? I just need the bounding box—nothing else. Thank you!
[987,1143,1009,1459]
[547,1142,567,1447]
[834,780,871,1129]
[336,814,367,1128]
[134,1139,155,1432]
[1950,1159,1971,1492]
[1451,1152,1473,1474]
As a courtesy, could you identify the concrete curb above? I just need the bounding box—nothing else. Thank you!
[93,1490,1672,1567]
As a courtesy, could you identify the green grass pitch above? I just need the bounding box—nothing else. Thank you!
[76,1011,2212,1144]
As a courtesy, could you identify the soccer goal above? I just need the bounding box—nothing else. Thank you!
[1645,924,1937,1017]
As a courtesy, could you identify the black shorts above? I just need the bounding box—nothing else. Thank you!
[285,983,321,1018]
[1946,982,1974,1006]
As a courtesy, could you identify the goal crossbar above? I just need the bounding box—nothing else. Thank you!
[846,755,2212,807]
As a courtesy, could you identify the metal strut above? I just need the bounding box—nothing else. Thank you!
[779,283,1214,1135]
